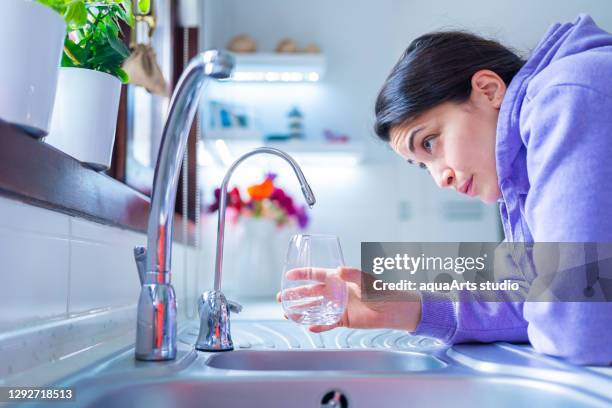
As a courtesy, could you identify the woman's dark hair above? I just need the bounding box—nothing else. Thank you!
[374,31,525,141]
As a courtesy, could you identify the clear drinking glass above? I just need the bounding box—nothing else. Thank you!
[281,234,348,325]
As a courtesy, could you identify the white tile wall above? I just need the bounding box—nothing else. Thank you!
[69,217,145,313]
[0,198,71,331]
[0,228,70,330]
[0,195,70,237]
[0,196,202,334]
[69,240,139,313]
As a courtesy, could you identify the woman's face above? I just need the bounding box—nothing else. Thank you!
[388,70,505,204]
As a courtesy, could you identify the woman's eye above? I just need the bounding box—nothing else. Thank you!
[422,135,437,153]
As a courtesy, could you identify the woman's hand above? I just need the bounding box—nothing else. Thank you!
[276,267,422,333]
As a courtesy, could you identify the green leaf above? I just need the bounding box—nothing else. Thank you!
[35,0,66,14]
[87,44,124,67]
[106,25,130,58]
[123,0,135,26]
[64,1,88,29]
[63,38,89,66]
[114,67,130,84]
[61,52,77,68]
[138,0,150,14]
[112,3,130,24]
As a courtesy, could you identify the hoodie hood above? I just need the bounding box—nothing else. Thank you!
[495,14,612,241]
[497,14,612,196]
[522,14,612,79]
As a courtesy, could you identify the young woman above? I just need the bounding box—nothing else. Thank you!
[279,14,612,365]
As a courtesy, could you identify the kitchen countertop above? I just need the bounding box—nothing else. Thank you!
[2,301,611,407]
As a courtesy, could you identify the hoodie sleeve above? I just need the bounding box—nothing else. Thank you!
[414,244,529,344]
[520,84,612,365]
[414,291,529,344]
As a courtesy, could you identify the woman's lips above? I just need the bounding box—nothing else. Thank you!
[466,176,476,197]
[459,176,475,197]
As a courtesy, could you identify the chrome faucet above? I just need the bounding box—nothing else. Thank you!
[195,147,316,351]
[133,50,234,361]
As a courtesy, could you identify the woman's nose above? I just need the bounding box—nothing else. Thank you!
[437,168,455,189]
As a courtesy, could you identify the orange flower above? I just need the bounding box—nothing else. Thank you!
[247,177,274,200]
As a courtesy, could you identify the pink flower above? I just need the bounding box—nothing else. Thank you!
[207,174,309,229]
[296,205,309,229]
[207,187,243,213]
[270,188,296,215]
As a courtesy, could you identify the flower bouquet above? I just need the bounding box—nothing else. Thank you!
[207,173,309,229]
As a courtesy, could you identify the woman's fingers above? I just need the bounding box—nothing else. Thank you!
[280,285,327,313]
[285,266,364,284]
[282,283,326,300]
[308,320,343,333]
[284,267,332,282]
[277,285,326,313]
[338,267,362,285]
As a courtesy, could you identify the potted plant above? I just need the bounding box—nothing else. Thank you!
[0,0,66,137]
[42,0,139,170]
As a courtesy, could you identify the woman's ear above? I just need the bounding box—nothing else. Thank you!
[470,70,507,109]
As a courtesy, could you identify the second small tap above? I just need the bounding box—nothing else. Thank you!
[195,147,316,352]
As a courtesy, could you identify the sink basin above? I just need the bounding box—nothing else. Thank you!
[205,349,446,372]
[78,376,609,408]
[16,320,610,408]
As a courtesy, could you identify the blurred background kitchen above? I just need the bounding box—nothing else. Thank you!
[125,0,612,302]
[138,0,612,295]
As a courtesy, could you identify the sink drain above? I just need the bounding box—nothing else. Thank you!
[320,390,348,408]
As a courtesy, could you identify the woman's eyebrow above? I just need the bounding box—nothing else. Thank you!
[407,125,426,153]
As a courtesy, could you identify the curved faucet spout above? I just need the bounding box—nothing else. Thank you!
[196,147,316,352]
[135,50,233,361]
[145,50,233,281]
[214,147,316,291]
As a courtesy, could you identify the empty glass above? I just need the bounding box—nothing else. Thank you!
[280,234,348,325]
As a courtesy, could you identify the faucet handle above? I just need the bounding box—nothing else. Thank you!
[228,299,242,314]
[133,246,147,285]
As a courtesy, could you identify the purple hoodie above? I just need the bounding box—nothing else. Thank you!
[414,14,612,365]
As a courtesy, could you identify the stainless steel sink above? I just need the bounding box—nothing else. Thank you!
[13,320,612,408]
[205,349,446,372]
[80,376,609,408]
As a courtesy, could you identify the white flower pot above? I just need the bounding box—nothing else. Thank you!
[46,68,122,171]
[0,0,65,136]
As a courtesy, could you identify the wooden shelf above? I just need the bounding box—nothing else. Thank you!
[0,120,195,245]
